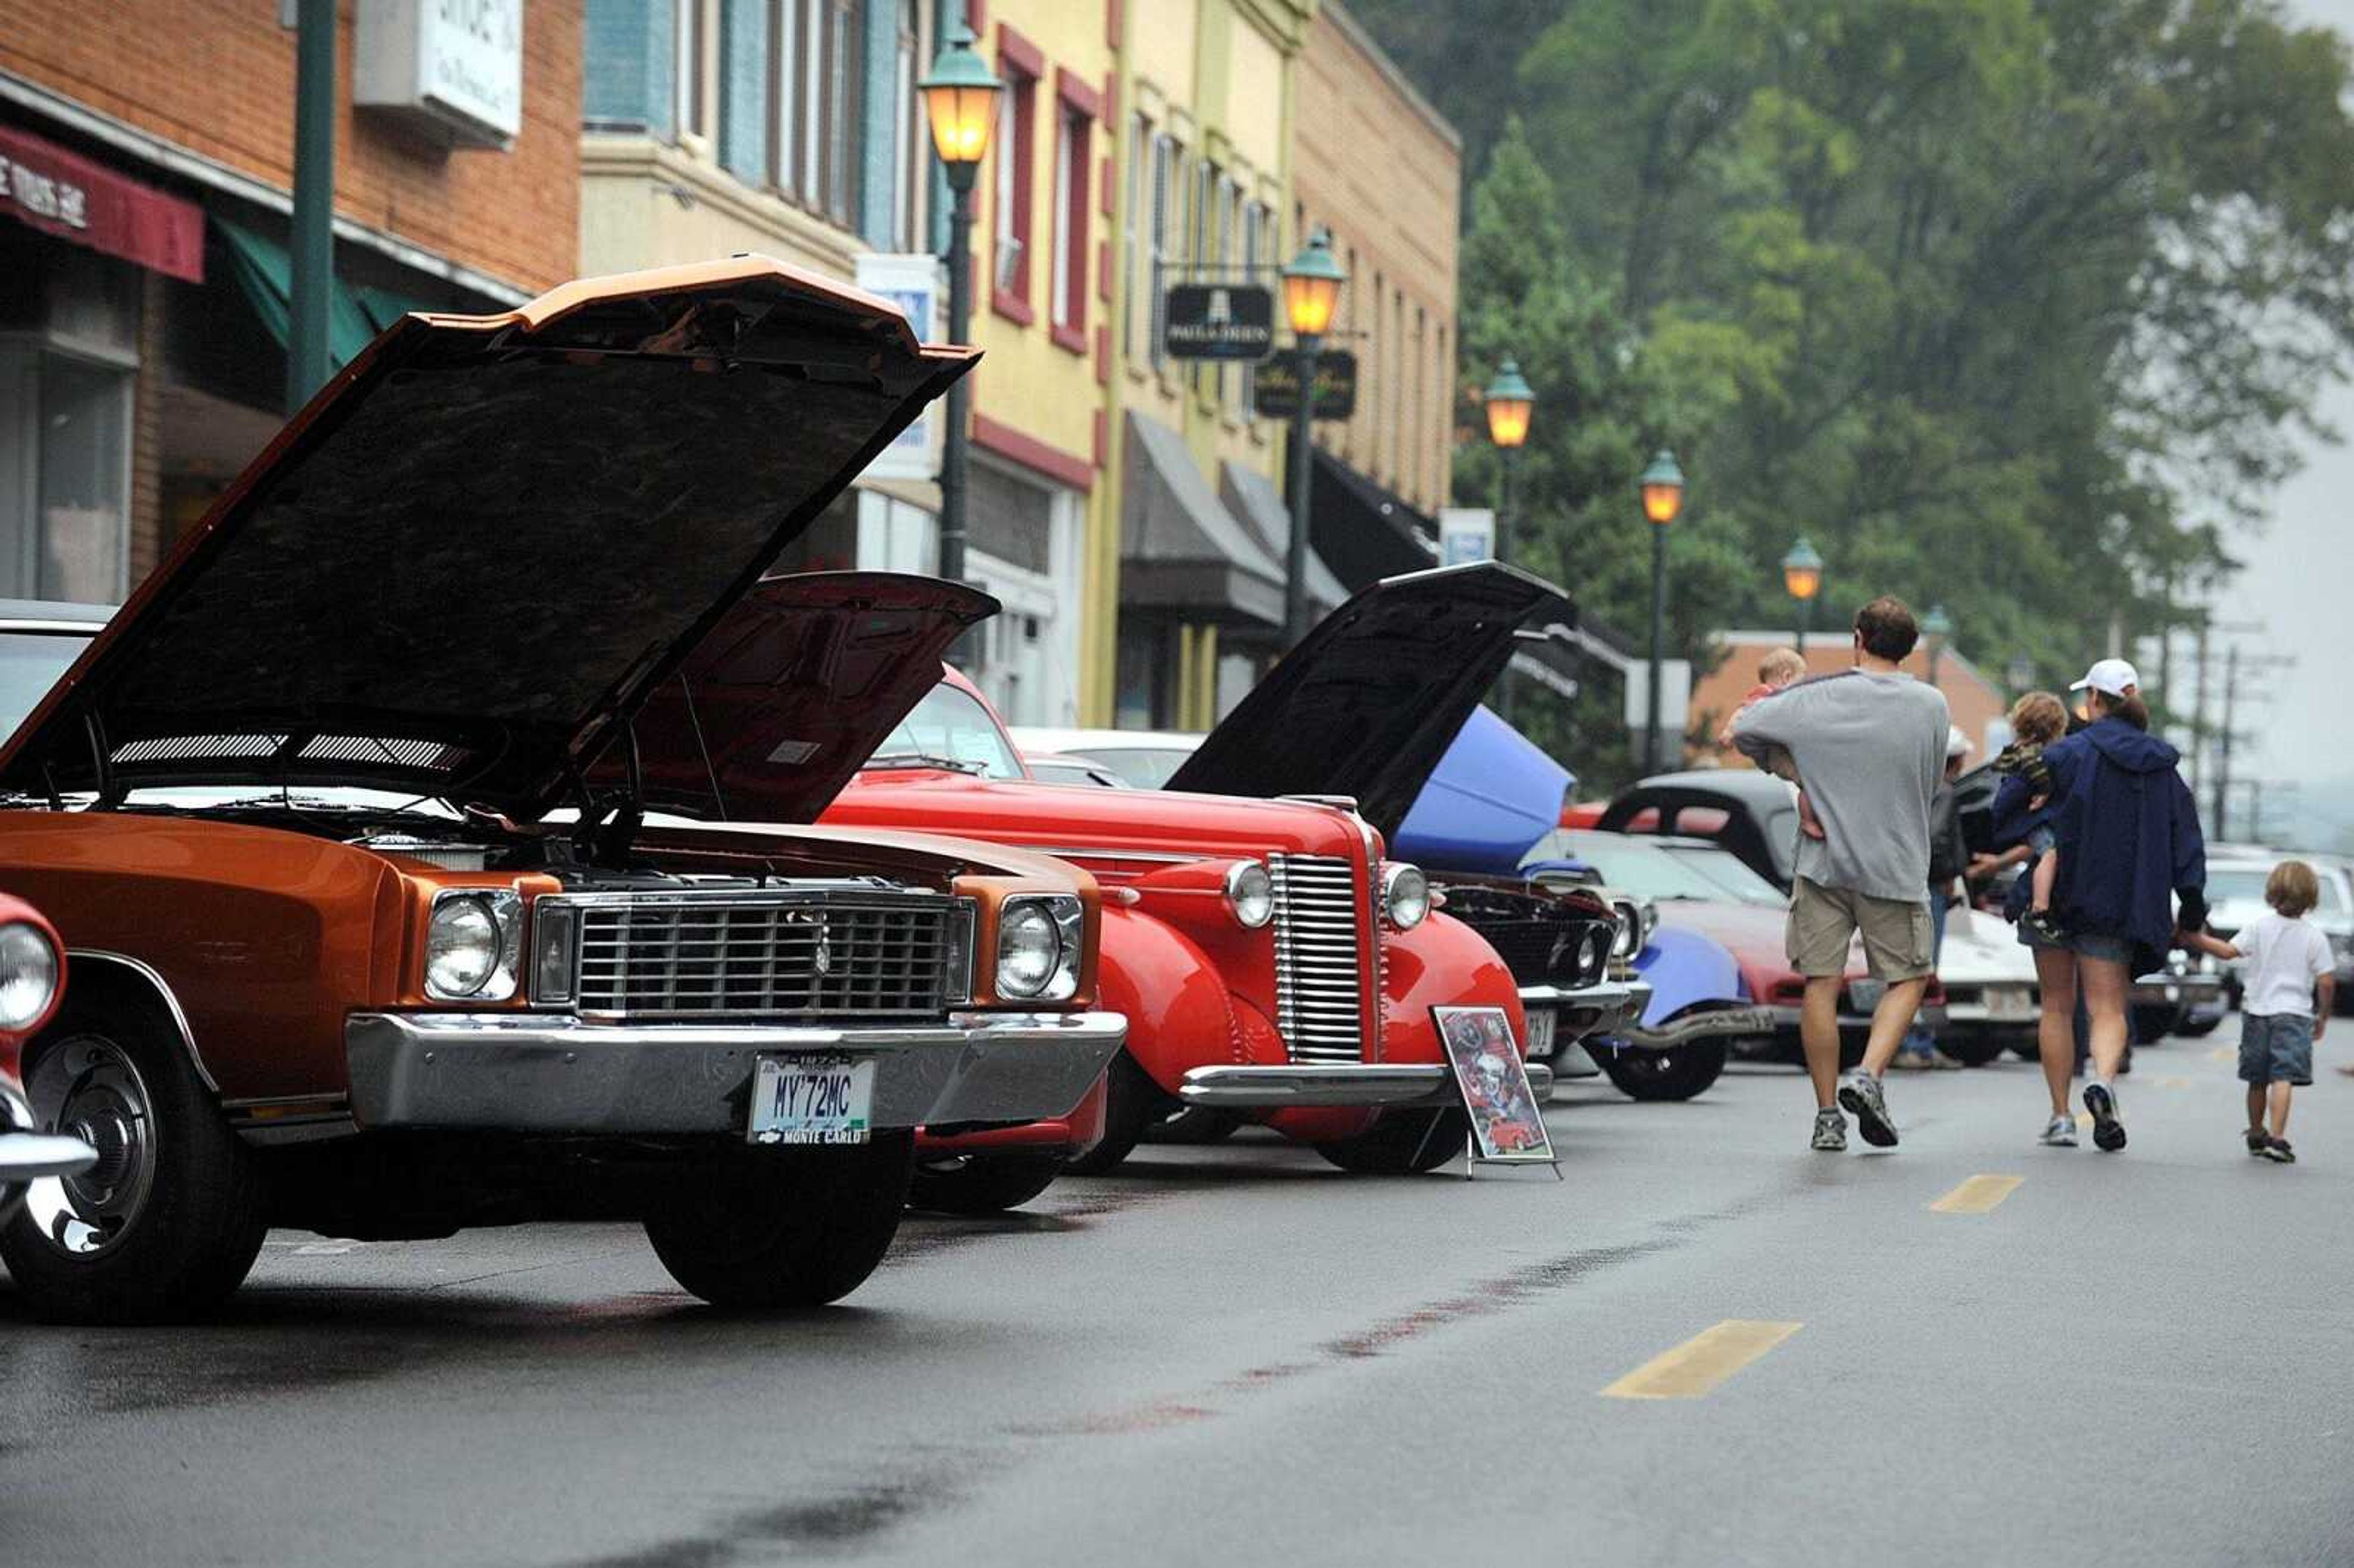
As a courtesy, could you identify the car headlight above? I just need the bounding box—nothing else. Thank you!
[1578,927,1611,985]
[996,895,1081,1002]
[0,921,58,1032]
[1609,902,1640,959]
[425,890,522,1001]
[1382,864,1430,929]
[1224,861,1274,928]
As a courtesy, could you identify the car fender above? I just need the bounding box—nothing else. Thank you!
[1634,926,1745,1029]
[1378,910,1526,1062]
[1094,905,1257,1096]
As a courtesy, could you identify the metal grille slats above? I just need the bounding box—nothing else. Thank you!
[1271,854,1370,1064]
[574,900,951,1019]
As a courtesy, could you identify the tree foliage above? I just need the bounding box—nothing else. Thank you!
[1353,0,2354,788]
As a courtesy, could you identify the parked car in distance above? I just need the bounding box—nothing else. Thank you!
[1008,727,1199,790]
[0,261,1123,1323]
[0,891,95,1218]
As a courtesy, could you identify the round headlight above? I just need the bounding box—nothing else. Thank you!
[1382,864,1430,929]
[1578,927,1611,984]
[426,896,500,998]
[996,901,1061,999]
[1225,861,1274,928]
[0,921,58,1031]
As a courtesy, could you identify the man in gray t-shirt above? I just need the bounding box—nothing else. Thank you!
[1732,596,1950,1154]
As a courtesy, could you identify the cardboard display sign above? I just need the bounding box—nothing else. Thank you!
[1433,1005,1556,1165]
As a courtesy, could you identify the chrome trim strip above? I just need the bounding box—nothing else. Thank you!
[64,950,217,1092]
[1177,1060,1554,1109]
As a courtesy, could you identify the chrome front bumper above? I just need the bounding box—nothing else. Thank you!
[345,1010,1127,1135]
[1606,1003,1781,1050]
[0,1078,96,1219]
[1178,1060,1554,1109]
[1520,980,1649,1043]
[2130,973,2223,1008]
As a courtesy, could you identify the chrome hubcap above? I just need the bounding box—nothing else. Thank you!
[22,1034,157,1257]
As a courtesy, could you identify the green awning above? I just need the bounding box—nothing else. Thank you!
[215,216,433,370]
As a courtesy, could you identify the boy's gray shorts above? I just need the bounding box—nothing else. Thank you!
[2239,1013,2314,1087]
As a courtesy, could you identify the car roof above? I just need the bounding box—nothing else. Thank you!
[0,599,115,633]
[1631,768,1799,804]
[1008,726,1203,753]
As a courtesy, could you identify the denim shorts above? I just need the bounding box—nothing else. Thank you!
[2239,1013,2315,1086]
[2017,919,2133,965]
[2027,826,2056,856]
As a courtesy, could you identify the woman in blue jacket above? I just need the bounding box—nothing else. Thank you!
[1992,663,2207,1152]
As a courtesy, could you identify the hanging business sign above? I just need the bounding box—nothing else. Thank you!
[1438,508,1495,566]
[1162,284,1275,361]
[855,252,945,484]
[355,0,526,150]
[1251,351,1357,421]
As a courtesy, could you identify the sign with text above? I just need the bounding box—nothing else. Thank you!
[1162,284,1275,361]
[356,0,526,149]
[1438,509,1495,566]
[0,125,204,282]
[855,252,945,482]
[1251,350,1358,420]
[1433,1006,1556,1166]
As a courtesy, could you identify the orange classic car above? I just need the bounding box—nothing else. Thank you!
[0,260,1123,1324]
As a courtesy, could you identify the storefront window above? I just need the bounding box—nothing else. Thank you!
[1,344,131,604]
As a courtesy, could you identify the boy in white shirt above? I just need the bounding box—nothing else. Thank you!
[2179,860,2336,1163]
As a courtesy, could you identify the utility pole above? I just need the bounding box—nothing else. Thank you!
[2192,618,2211,794]
[2214,643,2238,840]
[286,0,337,413]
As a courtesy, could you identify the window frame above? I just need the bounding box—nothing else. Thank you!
[989,27,1043,327]
[1049,71,1099,352]
[1148,131,1176,373]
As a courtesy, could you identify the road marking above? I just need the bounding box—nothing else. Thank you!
[1930,1174,2024,1214]
[1602,1320,1802,1399]
[2076,1111,2093,1128]
[2209,1047,2234,1064]
[2158,1075,2192,1089]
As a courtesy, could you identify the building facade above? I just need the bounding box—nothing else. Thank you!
[1,0,578,605]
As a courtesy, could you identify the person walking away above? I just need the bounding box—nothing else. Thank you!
[2178,861,2333,1163]
[1732,596,1950,1151]
[1991,659,2206,1152]
[1895,727,1975,1068]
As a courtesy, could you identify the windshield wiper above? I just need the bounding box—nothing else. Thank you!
[861,752,989,775]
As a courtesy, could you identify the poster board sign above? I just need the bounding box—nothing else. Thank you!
[1438,509,1495,566]
[854,253,945,482]
[1432,1005,1556,1165]
[1162,284,1276,360]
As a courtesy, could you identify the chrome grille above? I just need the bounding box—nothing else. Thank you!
[1271,853,1371,1064]
[567,894,969,1019]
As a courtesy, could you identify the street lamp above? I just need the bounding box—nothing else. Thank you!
[918,22,1003,603]
[1485,359,1534,718]
[1780,535,1823,652]
[1637,449,1686,773]
[1922,602,1953,686]
[1280,230,1347,647]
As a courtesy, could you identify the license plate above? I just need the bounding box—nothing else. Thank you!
[1524,1009,1558,1059]
[748,1057,875,1146]
[1984,986,2035,1022]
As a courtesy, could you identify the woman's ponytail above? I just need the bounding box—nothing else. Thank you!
[2093,689,2150,731]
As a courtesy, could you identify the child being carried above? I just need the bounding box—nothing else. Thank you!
[1992,691,2068,943]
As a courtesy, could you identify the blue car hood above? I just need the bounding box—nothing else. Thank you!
[1390,704,1572,875]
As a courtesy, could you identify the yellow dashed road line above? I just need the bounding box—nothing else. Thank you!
[2158,1076,2192,1089]
[2209,1047,2235,1064]
[1602,1320,1802,1399]
[1930,1174,2024,1214]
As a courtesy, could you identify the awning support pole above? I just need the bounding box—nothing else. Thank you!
[286,0,336,413]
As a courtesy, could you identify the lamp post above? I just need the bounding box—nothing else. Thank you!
[1279,231,1346,649]
[918,23,1003,601]
[1922,602,1953,687]
[1780,535,1823,654]
[1637,449,1686,772]
[1484,359,1534,719]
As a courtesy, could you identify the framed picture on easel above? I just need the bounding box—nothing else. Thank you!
[1432,1005,1557,1167]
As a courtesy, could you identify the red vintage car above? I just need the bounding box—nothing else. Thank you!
[640,563,1634,1199]
[0,894,94,1218]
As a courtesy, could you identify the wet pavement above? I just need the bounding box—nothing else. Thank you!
[4,1027,2350,1567]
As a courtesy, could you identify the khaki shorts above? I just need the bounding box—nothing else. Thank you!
[1788,877,1935,981]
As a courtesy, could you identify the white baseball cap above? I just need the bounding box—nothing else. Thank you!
[2069,657,2140,698]
[1946,726,1973,759]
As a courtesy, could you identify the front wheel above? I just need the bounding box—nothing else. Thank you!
[644,1132,914,1308]
[0,996,270,1325]
[1314,1109,1466,1175]
[1595,1039,1728,1102]
[906,1152,1064,1216]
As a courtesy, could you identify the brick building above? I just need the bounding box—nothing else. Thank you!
[0,1,580,604]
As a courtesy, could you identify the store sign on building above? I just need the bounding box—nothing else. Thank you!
[1162,284,1274,361]
[1438,508,1495,566]
[355,0,525,150]
[0,125,204,281]
[1251,350,1357,421]
[855,253,945,482]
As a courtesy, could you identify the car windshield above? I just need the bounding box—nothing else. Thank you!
[0,629,91,742]
[1528,830,1777,905]
[872,682,1024,780]
[1065,746,1195,789]
[1656,840,1790,905]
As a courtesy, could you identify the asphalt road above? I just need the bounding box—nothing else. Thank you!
[6,1026,2351,1568]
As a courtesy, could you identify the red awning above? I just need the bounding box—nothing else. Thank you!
[0,123,204,283]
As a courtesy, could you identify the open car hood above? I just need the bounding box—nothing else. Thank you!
[625,572,998,823]
[1164,562,1574,840]
[0,258,976,820]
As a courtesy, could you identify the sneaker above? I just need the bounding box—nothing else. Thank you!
[2041,1115,2078,1147]
[2023,908,2070,945]
[1811,1108,1848,1152]
[2260,1138,2296,1164]
[1837,1071,1899,1148]
[2083,1079,2126,1152]
[2246,1127,2271,1156]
